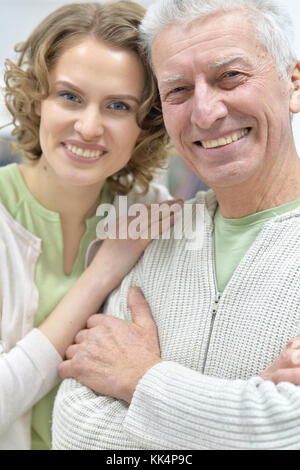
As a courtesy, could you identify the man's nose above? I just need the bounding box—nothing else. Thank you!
[74,106,105,140]
[191,82,228,129]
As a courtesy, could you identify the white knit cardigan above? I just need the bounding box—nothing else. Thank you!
[52,190,300,450]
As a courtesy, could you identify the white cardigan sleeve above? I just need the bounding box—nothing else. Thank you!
[124,362,300,450]
[53,361,300,450]
[0,328,62,435]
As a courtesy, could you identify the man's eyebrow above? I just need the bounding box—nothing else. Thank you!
[159,56,251,86]
[210,55,251,69]
[160,74,185,86]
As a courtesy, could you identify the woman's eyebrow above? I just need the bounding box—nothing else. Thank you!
[105,94,141,104]
[53,80,83,93]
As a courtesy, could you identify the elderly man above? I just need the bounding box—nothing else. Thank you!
[53,0,300,450]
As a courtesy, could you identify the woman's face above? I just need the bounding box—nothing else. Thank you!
[36,37,145,188]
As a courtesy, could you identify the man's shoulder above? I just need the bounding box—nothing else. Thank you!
[126,182,172,206]
[187,188,216,209]
[141,189,216,259]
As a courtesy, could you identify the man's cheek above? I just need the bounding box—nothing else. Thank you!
[163,110,181,141]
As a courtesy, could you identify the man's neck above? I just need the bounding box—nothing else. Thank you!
[214,154,300,218]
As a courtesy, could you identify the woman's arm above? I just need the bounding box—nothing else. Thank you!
[38,238,147,357]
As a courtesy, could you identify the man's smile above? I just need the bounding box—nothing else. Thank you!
[195,127,251,149]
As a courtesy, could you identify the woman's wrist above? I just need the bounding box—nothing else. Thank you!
[82,259,114,304]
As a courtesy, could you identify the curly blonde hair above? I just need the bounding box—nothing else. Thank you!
[4,1,170,195]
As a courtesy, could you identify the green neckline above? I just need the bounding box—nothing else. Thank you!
[215,197,300,228]
[13,163,110,223]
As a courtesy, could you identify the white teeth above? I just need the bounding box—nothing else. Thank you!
[65,143,103,158]
[202,128,249,149]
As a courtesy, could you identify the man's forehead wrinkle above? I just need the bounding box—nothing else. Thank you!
[159,27,255,69]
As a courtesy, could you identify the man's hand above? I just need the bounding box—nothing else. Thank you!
[260,336,300,384]
[58,287,162,403]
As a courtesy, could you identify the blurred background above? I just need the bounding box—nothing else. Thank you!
[1,0,300,199]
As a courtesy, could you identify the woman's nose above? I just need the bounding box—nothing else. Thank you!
[74,107,105,140]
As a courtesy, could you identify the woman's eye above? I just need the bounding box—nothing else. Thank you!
[59,92,81,103]
[109,102,130,111]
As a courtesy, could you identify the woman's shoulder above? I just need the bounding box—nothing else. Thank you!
[0,162,19,180]
[0,163,23,213]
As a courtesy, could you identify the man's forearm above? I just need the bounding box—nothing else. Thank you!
[52,378,148,450]
[124,361,300,450]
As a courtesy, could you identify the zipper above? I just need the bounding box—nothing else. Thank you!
[202,228,222,373]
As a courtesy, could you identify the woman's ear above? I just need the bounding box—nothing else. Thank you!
[289,61,300,114]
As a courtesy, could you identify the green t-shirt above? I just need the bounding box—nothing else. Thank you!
[0,163,113,450]
[214,198,300,293]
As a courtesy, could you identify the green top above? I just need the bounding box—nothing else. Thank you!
[0,163,113,450]
[214,197,300,293]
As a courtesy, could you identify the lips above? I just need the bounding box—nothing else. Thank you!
[195,127,251,149]
[62,140,108,159]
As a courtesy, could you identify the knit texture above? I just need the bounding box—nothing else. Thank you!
[52,190,300,450]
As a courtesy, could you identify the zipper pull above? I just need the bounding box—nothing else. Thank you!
[212,293,221,315]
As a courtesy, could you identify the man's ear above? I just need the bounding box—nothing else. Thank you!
[289,61,300,114]
[34,101,41,117]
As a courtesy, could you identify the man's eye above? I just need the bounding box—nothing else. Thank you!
[59,92,81,103]
[171,87,185,94]
[109,102,130,111]
[223,71,240,78]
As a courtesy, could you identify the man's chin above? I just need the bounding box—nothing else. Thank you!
[192,162,250,191]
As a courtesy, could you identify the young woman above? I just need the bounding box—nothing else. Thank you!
[0,1,181,450]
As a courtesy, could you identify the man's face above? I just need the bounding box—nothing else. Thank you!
[152,10,298,190]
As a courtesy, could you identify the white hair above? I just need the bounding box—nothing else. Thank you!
[139,0,296,78]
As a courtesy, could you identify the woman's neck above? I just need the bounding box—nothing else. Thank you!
[19,159,104,224]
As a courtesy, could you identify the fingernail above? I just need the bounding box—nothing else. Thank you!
[292,350,300,365]
[129,286,143,297]
[291,339,300,349]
